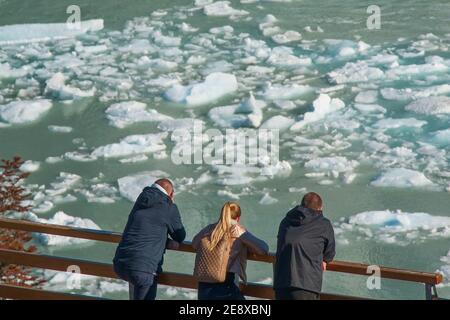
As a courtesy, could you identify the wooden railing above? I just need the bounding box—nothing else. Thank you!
[0,217,444,300]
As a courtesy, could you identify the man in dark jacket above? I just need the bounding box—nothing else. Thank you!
[274,192,335,300]
[113,178,186,300]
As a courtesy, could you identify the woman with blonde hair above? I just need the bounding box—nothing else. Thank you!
[192,201,269,300]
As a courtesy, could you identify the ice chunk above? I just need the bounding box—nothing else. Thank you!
[305,156,358,174]
[117,170,168,202]
[45,73,95,100]
[431,128,450,146]
[263,83,312,100]
[158,118,204,131]
[11,211,100,246]
[355,90,378,104]
[0,19,104,45]
[92,133,167,158]
[259,193,278,205]
[48,125,73,133]
[164,72,238,106]
[291,94,345,131]
[374,118,426,130]
[405,96,450,115]
[203,1,249,17]
[0,99,52,125]
[340,210,450,245]
[20,160,40,173]
[327,61,384,84]
[267,47,312,67]
[271,31,301,44]
[209,104,262,128]
[261,115,295,130]
[381,85,450,101]
[0,63,31,79]
[354,103,386,113]
[371,168,435,188]
[105,101,172,128]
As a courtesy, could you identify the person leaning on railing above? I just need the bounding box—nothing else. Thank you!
[274,192,336,300]
[192,201,269,300]
[113,178,186,300]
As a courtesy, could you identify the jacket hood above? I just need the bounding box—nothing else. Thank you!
[137,186,170,208]
[286,206,323,226]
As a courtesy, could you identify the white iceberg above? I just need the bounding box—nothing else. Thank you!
[105,101,172,128]
[92,133,167,158]
[0,99,52,125]
[0,19,104,45]
[291,94,345,131]
[45,73,95,100]
[371,168,435,188]
[164,72,238,106]
[203,1,249,17]
[405,96,450,115]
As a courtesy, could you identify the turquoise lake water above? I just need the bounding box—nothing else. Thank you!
[1,0,450,299]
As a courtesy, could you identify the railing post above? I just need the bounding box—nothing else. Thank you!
[425,284,438,300]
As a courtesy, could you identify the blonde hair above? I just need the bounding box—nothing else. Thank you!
[208,201,241,250]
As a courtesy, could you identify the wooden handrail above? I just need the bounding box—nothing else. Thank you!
[0,217,442,285]
[0,248,363,300]
[0,284,104,300]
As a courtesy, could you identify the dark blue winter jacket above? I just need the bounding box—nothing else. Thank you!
[113,186,186,274]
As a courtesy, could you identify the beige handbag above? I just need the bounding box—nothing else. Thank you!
[193,234,232,283]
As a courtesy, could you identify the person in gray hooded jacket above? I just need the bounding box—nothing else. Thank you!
[274,192,335,300]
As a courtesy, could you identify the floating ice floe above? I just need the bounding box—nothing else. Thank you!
[374,118,427,130]
[262,83,312,100]
[0,19,104,45]
[208,93,265,128]
[271,31,301,44]
[164,72,238,106]
[203,1,249,17]
[355,90,378,104]
[48,125,73,133]
[336,210,450,245]
[91,132,167,158]
[0,63,31,79]
[405,96,450,115]
[9,211,100,246]
[105,101,172,128]
[0,99,52,125]
[117,170,169,202]
[45,73,95,100]
[323,39,370,58]
[431,128,450,146]
[79,183,119,204]
[259,193,278,205]
[305,156,358,177]
[327,61,384,84]
[371,168,435,188]
[260,115,295,130]
[20,160,40,173]
[380,85,450,101]
[42,270,128,297]
[291,94,345,131]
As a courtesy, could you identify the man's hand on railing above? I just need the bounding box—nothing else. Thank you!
[166,239,180,250]
[322,261,327,271]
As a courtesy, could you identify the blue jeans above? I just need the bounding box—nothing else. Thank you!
[114,264,157,300]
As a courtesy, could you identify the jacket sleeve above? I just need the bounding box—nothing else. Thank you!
[167,204,186,243]
[323,221,336,263]
[240,231,269,255]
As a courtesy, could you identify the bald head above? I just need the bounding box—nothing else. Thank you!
[301,192,323,211]
[155,178,174,199]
